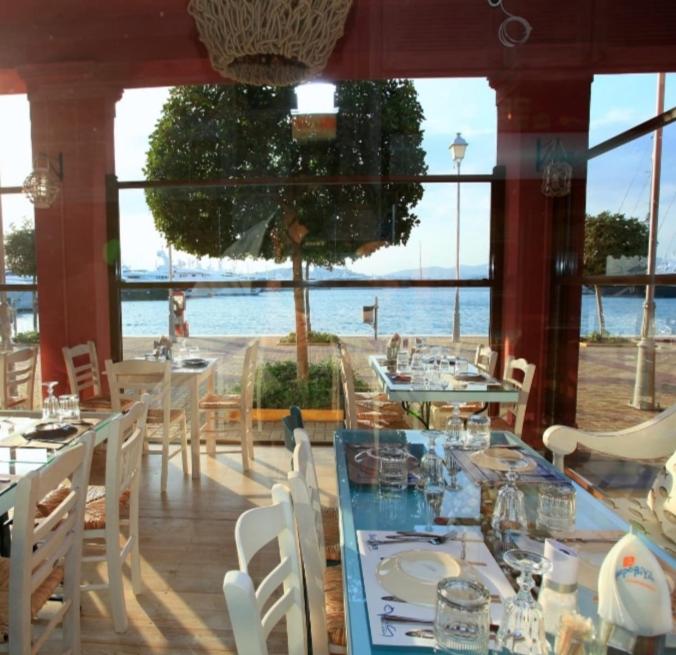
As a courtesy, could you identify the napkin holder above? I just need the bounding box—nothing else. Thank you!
[539,539,579,635]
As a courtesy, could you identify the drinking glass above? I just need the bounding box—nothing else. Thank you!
[443,442,462,492]
[58,394,81,422]
[454,358,468,375]
[434,577,491,654]
[445,405,464,446]
[377,447,409,494]
[396,349,410,373]
[536,483,576,533]
[423,456,445,530]
[497,549,552,655]
[42,381,60,422]
[491,462,528,534]
[463,414,491,451]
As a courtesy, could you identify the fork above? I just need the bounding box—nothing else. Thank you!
[369,533,455,546]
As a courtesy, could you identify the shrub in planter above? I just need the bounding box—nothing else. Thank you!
[278,331,339,345]
[14,331,39,345]
[255,359,369,409]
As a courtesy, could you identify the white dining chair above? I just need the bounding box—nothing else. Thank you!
[198,339,258,469]
[288,432,346,654]
[0,431,94,654]
[106,359,189,493]
[474,344,497,377]
[223,484,307,655]
[491,356,536,438]
[0,346,37,411]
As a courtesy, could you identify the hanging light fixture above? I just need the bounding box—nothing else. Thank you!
[22,153,63,209]
[187,0,353,86]
[541,139,573,198]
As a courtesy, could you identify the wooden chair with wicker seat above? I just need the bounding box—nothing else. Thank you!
[106,359,189,493]
[63,341,112,411]
[0,346,37,410]
[288,440,346,653]
[37,401,148,633]
[0,431,94,654]
[339,349,409,431]
[198,339,259,470]
[293,427,341,563]
[489,356,536,438]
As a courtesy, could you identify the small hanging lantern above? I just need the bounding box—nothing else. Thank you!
[187,0,353,86]
[22,153,63,209]
[541,139,573,198]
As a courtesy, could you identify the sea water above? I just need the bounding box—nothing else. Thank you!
[14,287,676,337]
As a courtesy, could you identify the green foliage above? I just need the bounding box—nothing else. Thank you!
[584,212,649,276]
[144,81,427,265]
[583,331,630,345]
[279,330,339,345]
[5,221,36,279]
[14,331,39,344]
[255,359,368,408]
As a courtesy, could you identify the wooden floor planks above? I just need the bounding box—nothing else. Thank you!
[80,444,338,654]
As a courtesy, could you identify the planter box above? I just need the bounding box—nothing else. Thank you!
[252,408,344,422]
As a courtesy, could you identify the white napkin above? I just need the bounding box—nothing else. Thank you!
[356,528,515,649]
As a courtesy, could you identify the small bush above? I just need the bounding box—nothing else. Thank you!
[255,358,368,408]
[279,330,339,345]
[14,331,39,345]
[583,331,630,345]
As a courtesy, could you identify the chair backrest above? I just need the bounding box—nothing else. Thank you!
[500,356,536,437]
[103,399,149,527]
[544,402,676,471]
[62,341,104,399]
[105,359,170,421]
[0,346,37,410]
[9,431,94,653]
[239,340,259,424]
[474,344,497,377]
[288,429,330,655]
[282,405,304,452]
[338,344,358,430]
[223,484,306,655]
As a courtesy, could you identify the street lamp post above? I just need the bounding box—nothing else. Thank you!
[449,132,468,343]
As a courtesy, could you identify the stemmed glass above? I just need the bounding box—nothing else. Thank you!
[423,456,445,531]
[497,549,552,655]
[42,381,60,422]
[491,459,529,535]
[418,431,442,487]
[445,404,464,446]
[443,442,462,492]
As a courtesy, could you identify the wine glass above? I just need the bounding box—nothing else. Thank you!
[444,404,464,447]
[42,381,60,422]
[423,456,445,530]
[491,460,529,535]
[443,442,462,492]
[497,549,552,655]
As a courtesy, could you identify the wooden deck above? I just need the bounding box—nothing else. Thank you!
[80,443,338,654]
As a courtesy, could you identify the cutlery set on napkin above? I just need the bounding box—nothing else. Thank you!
[357,527,515,649]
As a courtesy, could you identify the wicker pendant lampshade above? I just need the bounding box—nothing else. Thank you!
[188,0,353,86]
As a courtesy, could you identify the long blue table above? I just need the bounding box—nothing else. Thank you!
[334,429,666,655]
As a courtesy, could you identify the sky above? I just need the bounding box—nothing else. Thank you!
[0,74,674,276]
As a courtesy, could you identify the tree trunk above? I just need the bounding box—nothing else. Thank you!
[305,260,312,337]
[594,285,606,336]
[292,247,309,380]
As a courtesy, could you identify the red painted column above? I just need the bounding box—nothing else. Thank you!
[21,66,122,394]
[490,76,592,444]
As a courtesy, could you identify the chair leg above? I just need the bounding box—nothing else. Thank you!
[240,421,251,471]
[206,410,216,456]
[129,484,143,595]
[106,528,129,633]
[180,417,189,477]
[161,423,170,494]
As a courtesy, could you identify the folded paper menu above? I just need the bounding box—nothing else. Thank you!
[356,528,515,649]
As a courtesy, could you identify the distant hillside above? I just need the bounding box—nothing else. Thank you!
[250,263,489,280]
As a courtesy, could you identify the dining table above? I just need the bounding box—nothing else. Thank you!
[369,355,519,428]
[334,428,676,654]
[0,409,119,554]
[170,357,217,479]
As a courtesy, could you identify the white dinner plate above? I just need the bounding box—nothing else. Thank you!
[376,549,461,606]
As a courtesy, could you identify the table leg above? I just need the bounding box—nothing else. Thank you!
[191,376,201,479]
[0,512,10,556]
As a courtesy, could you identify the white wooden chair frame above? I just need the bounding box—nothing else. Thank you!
[544,403,676,472]
[105,359,188,493]
[499,356,536,437]
[0,347,37,411]
[223,484,306,655]
[62,341,104,399]
[81,400,148,633]
[3,432,94,655]
[474,344,497,377]
[200,340,258,470]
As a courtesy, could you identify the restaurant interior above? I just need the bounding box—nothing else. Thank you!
[0,1,674,654]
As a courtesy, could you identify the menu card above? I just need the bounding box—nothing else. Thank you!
[356,528,515,649]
